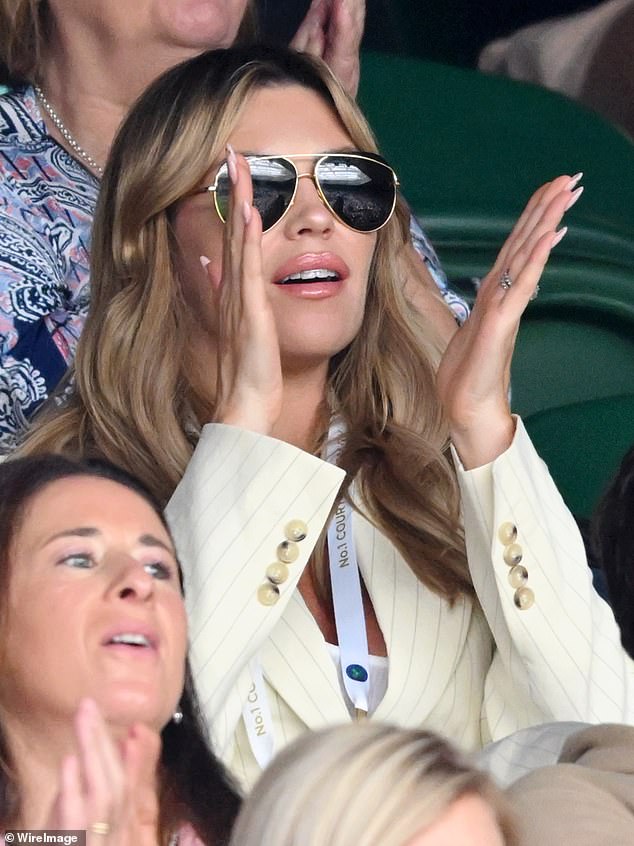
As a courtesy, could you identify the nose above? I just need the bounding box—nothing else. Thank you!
[106,556,155,603]
[283,172,334,239]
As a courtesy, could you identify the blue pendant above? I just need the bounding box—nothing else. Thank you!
[345,663,368,682]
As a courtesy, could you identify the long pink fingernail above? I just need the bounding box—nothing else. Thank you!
[242,200,252,225]
[566,172,583,190]
[199,255,211,269]
[565,185,584,211]
[551,226,568,248]
[226,144,238,185]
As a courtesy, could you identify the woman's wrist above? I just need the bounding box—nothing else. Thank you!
[449,414,516,470]
[219,407,275,436]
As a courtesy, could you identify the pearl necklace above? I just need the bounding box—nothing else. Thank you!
[34,84,104,176]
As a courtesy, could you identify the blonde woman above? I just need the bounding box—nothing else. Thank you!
[0,0,387,450]
[21,45,634,790]
[229,723,517,846]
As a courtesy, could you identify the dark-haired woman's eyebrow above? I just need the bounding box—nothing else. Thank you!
[138,533,176,556]
[41,528,174,556]
[44,526,100,545]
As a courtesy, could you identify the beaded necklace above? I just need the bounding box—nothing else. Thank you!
[34,84,104,176]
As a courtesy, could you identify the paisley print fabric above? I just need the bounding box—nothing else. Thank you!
[0,85,97,450]
[410,214,470,325]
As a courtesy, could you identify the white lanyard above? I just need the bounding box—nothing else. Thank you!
[325,422,371,716]
[242,659,275,769]
[242,420,370,768]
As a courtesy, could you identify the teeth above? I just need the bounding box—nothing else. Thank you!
[109,633,151,647]
[280,268,339,284]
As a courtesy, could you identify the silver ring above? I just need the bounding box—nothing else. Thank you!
[499,269,512,291]
[530,284,540,302]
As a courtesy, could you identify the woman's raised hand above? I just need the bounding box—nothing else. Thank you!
[202,146,283,435]
[436,174,583,469]
[44,698,162,846]
[291,0,365,98]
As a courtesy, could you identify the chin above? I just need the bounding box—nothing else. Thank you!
[165,3,243,48]
[97,686,175,732]
[280,335,357,367]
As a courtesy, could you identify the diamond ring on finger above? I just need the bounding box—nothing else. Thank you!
[499,269,512,291]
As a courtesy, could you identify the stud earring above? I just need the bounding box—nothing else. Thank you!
[172,708,183,724]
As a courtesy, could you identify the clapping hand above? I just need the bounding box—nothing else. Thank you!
[200,146,283,435]
[291,0,365,98]
[45,698,161,846]
[436,174,583,469]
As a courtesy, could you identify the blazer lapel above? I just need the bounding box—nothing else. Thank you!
[260,509,473,731]
[261,588,350,729]
[354,511,473,725]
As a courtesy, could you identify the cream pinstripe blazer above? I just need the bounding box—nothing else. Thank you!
[167,418,634,791]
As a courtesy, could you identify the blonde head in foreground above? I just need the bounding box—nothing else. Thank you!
[229,723,517,846]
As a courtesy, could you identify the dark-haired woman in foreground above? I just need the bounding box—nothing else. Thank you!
[20,45,634,790]
[0,455,239,843]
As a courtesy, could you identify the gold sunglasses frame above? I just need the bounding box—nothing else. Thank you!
[189,152,400,234]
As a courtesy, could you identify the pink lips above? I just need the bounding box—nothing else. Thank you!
[272,252,350,285]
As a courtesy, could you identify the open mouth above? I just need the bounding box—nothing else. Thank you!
[276,268,341,285]
[105,632,156,650]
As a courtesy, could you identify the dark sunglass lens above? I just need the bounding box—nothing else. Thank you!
[215,157,296,230]
[249,157,296,230]
[317,156,396,231]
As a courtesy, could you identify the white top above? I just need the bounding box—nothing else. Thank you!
[326,643,390,716]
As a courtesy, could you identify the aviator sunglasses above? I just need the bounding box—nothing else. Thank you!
[191,152,400,234]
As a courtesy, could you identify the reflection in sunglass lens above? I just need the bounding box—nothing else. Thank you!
[251,158,297,230]
[316,156,396,232]
[215,158,297,230]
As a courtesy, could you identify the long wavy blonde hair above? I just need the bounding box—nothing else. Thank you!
[21,45,471,600]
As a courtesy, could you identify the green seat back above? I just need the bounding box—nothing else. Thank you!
[358,51,634,276]
[524,395,634,518]
[358,52,634,419]
[511,292,634,418]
